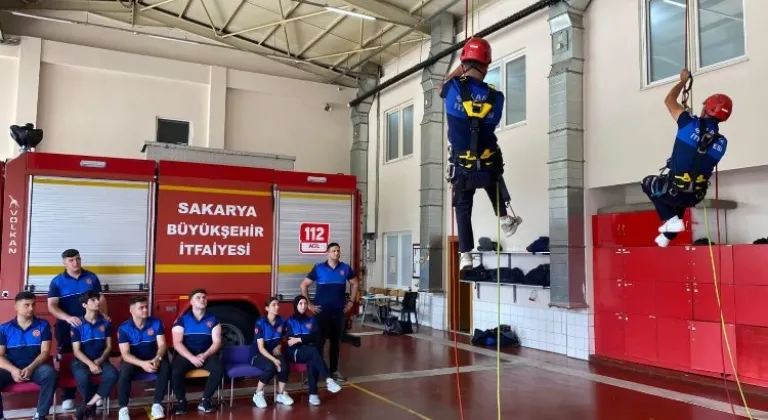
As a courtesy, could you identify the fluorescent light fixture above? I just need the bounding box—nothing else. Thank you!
[10,11,74,24]
[324,6,375,20]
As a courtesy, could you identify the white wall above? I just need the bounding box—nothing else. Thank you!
[0,32,355,173]
[0,55,17,137]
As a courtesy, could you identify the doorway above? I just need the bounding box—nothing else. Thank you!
[448,236,473,333]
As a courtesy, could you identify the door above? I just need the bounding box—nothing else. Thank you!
[736,325,768,381]
[692,283,735,323]
[657,318,691,368]
[624,314,658,362]
[655,281,692,320]
[690,321,736,375]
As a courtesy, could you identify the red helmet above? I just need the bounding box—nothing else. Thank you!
[460,37,492,66]
[703,93,733,122]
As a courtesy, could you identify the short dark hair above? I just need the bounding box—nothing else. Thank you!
[61,249,80,259]
[188,289,207,300]
[79,290,101,305]
[327,242,340,251]
[265,296,278,308]
[129,296,148,306]
[15,291,35,302]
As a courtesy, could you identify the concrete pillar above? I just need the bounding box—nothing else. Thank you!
[207,66,227,149]
[547,1,588,308]
[419,12,453,292]
[350,65,378,241]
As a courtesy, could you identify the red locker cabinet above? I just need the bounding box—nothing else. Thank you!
[733,244,768,327]
[657,318,691,369]
[690,322,736,376]
[595,312,625,360]
[736,326,768,381]
[593,248,656,316]
[592,210,692,248]
[593,214,620,248]
[624,314,658,363]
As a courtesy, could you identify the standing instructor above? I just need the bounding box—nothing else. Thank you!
[300,242,358,383]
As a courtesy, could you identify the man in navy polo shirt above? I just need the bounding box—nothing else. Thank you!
[71,290,118,420]
[170,289,223,415]
[117,296,169,420]
[300,242,359,383]
[47,249,109,410]
[0,292,58,420]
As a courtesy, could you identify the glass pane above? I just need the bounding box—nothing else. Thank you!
[386,234,399,286]
[399,233,413,287]
[402,106,414,156]
[485,66,501,91]
[386,111,399,161]
[505,56,527,125]
[648,0,685,82]
[698,0,745,67]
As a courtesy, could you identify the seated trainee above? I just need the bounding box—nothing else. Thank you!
[0,292,58,420]
[285,295,341,405]
[250,297,294,408]
[71,291,119,420]
[116,296,169,420]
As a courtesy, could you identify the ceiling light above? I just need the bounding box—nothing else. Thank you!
[10,11,74,24]
[324,6,375,20]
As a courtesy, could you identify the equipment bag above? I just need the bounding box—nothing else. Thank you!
[471,325,520,348]
[383,316,413,336]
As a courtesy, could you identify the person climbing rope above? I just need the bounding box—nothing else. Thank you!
[441,37,523,269]
[641,68,732,247]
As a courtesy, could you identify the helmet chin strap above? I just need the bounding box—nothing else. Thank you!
[461,62,487,78]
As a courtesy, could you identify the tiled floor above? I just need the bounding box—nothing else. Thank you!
[2,323,764,419]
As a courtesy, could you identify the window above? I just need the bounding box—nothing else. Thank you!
[484,54,527,127]
[385,104,414,162]
[643,0,745,85]
[384,231,413,288]
[156,118,190,145]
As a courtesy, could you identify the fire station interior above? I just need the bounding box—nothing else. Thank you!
[0,0,765,419]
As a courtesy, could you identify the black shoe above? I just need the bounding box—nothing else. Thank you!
[331,371,347,382]
[71,404,94,420]
[197,398,214,413]
[174,400,188,416]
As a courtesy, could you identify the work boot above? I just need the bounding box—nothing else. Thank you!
[658,216,685,233]
[459,253,473,269]
[501,215,523,237]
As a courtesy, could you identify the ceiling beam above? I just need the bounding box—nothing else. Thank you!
[0,0,360,86]
[337,0,428,34]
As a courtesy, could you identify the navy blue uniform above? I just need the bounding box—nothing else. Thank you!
[306,261,355,374]
[170,310,223,403]
[441,76,509,253]
[250,316,289,384]
[117,317,169,408]
[47,270,102,352]
[642,112,728,222]
[0,317,58,418]
[71,315,119,403]
[285,314,330,394]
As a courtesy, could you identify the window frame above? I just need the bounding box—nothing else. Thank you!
[639,0,748,89]
[383,102,415,163]
[484,50,528,129]
[383,231,413,289]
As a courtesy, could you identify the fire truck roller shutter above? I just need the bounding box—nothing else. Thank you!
[276,192,353,300]
[26,176,152,293]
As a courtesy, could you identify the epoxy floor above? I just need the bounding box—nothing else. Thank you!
[3,323,766,419]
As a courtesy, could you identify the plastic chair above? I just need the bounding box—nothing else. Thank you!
[0,358,58,418]
[182,367,222,406]
[56,353,111,416]
[128,367,172,410]
[221,345,263,408]
[290,363,308,391]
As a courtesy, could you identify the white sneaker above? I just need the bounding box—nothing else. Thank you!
[655,233,671,248]
[96,399,103,408]
[325,378,341,393]
[150,403,165,419]
[275,392,294,406]
[118,407,130,420]
[501,215,523,237]
[459,253,472,269]
[658,216,685,233]
[62,399,75,410]
[309,394,321,406]
[252,391,267,408]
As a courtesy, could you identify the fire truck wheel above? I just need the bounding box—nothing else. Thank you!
[208,306,254,347]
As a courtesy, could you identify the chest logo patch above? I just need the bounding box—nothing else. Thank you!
[206,321,213,328]
[340,270,345,276]
[32,329,40,337]
[99,325,106,332]
[254,327,259,334]
[147,329,155,336]
[277,326,283,334]
[85,278,92,285]
[306,323,312,330]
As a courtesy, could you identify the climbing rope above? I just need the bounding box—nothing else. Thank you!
[495,180,502,420]
[449,193,466,420]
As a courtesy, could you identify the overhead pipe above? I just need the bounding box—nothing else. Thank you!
[347,0,561,108]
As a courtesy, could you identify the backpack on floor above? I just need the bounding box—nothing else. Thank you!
[383,316,413,336]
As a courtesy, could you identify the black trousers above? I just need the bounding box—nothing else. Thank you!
[315,310,345,374]
[170,354,223,401]
[641,175,703,239]
[0,364,58,418]
[291,346,330,395]
[118,356,170,408]
[55,322,77,400]
[250,353,289,385]
[71,359,119,403]
[452,172,510,253]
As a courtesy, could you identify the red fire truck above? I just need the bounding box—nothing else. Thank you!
[0,151,363,348]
